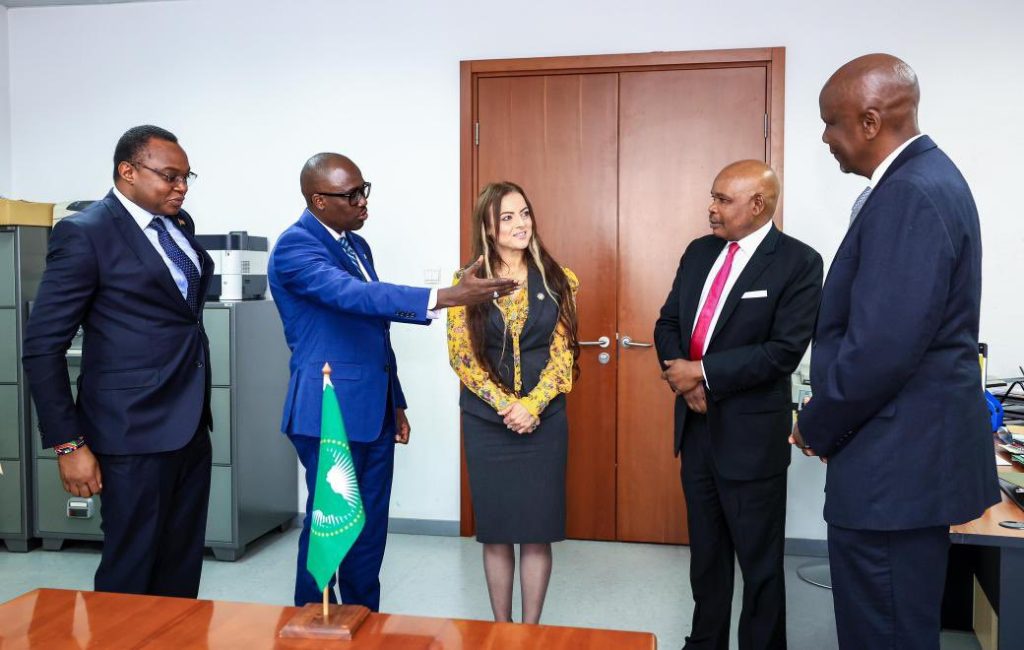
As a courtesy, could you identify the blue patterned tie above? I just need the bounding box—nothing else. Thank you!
[849,186,873,225]
[149,217,201,313]
[338,235,366,281]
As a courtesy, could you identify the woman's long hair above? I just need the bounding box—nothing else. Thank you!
[463,182,580,394]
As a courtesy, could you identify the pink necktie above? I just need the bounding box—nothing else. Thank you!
[690,242,739,361]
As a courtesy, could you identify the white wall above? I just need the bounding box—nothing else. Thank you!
[7,0,1024,540]
[0,6,11,196]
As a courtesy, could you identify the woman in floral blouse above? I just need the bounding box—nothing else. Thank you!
[447,181,579,625]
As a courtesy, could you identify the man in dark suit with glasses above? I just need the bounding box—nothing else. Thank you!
[23,124,214,597]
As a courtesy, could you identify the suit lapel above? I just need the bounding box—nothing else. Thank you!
[298,210,365,280]
[830,135,938,260]
[348,232,379,282]
[105,192,193,314]
[681,238,726,355]
[875,135,936,188]
[708,226,779,345]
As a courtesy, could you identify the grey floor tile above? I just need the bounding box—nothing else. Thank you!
[0,531,982,649]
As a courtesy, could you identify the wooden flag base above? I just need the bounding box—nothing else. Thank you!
[278,603,370,640]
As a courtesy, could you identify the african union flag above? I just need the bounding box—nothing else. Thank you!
[306,365,366,593]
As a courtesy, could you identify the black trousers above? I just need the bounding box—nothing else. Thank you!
[681,415,788,650]
[94,427,212,597]
[828,523,950,650]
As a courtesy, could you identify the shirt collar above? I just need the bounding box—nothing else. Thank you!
[869,134,925,188]
[733,218,774,255]
[312,213,347,242]
[112,185,161,231]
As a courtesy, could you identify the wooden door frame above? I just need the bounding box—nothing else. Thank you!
[458,47,786,536]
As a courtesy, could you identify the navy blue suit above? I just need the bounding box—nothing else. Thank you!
[23,191,214,596]
[268,209,431,610]
[798,136,999,649]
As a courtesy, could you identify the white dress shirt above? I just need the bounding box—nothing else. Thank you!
[314,217,439,318]
[112,186,200,302]
[692,219,774,387]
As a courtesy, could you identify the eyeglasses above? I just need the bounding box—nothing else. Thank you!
[316,182,372,206]
[131,162,198,187]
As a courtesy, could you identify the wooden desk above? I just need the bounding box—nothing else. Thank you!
[945,448,1024,650]
[0,589,658,649]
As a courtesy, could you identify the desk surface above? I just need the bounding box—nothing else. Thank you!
[0,589,658,649]
[949,446,1024,548]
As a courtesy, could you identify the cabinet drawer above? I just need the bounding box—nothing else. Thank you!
[0,384,20,459]
[37,459,234,545]
[0,461,23,536]
[211,387,231,465]
[204,308,230,386]
[0,309,17,383]
[36,458,103,538]
[0,232,15,308]
[205,465,232,543]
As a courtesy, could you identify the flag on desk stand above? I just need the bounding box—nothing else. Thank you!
[308,363,365,620]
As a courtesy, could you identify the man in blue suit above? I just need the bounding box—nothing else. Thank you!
[23,125,214,597]
[792,55,999,650]
[268,153,515,610]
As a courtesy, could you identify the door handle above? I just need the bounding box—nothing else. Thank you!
[621,336,653,349]
[580,336,611,349]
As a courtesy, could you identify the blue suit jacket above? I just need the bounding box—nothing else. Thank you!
[22,191,214,454]
[268,209,431,442]
[799,136,1000,530]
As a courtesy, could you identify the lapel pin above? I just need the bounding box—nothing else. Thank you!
[537,292,545,301]
[177,218,186,226]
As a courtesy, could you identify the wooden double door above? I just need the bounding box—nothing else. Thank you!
[460,49,785,544]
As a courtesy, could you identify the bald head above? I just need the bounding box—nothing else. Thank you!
[708,160,781,241]
[300,152,360,207]
[819,54,921,177]
[719,160,780,218]
[300,152,370,232]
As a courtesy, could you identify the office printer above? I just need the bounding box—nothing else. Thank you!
[52,200,97,225]
[195,231,268,301]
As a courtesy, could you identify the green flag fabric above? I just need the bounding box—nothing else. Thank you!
[306,371,366,593]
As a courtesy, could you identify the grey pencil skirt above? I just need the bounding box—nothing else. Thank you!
[462,408,568,544]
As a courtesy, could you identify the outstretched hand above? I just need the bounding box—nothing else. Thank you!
[434,257,518,309]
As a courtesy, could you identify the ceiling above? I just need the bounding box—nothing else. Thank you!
[1,1,171,7]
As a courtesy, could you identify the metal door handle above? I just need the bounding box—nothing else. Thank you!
[580,336,611,348]
[621,336,653,349]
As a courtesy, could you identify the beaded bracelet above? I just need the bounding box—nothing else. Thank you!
[54,437,86,456]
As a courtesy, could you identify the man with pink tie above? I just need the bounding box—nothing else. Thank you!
[654,160,822,650]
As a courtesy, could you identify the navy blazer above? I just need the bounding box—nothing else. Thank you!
[268,209,431,443]
[799,136,1000,530]
[654,226,823,480]
[22,191,214,455]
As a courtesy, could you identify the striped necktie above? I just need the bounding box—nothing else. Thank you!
[338,235,365,281]
[849,186,873,225]
[149,217,200,314]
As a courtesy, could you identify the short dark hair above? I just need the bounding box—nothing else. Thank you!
[112,125,178,181]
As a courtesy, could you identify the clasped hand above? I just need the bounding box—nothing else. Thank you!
[789,398,826,463]
[660,359,707,413]
[498,402,539,435]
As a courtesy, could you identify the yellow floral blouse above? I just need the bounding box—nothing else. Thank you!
[447,267,579,418]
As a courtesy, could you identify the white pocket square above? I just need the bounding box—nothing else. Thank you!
[741,290,768,299]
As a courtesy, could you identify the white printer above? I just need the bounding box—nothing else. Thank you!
[195,231,268,301]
